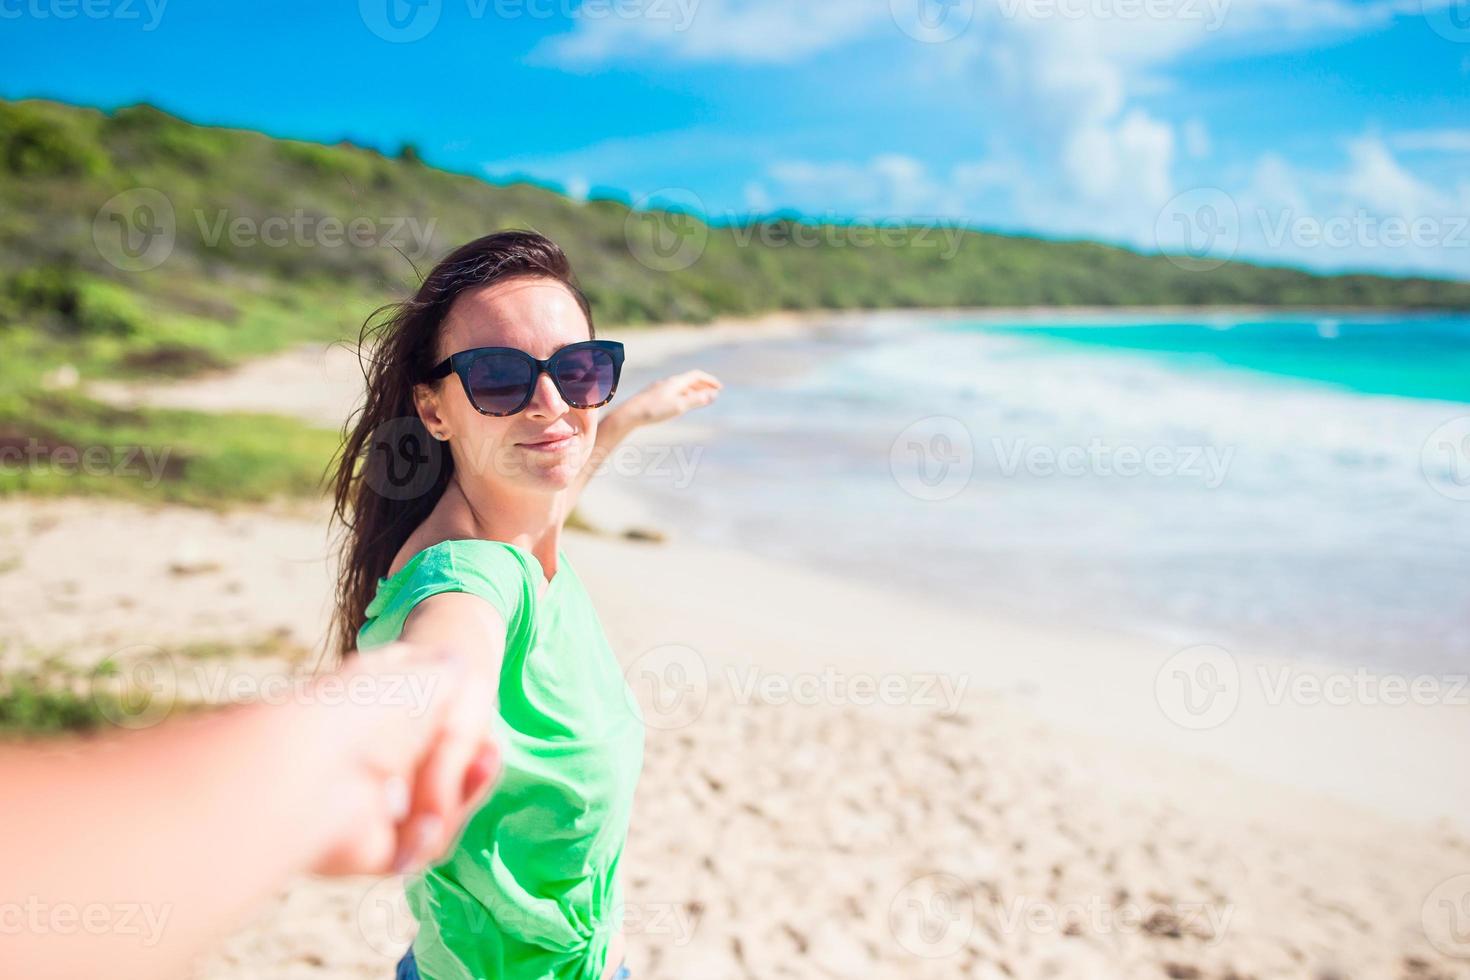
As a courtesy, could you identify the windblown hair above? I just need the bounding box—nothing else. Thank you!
[325,230,595,659]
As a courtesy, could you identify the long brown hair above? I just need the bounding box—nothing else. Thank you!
[326,230,596,659]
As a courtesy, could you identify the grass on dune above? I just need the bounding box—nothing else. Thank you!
[0,267,364,509]
[0,389,343,509]
[0,631,314,737]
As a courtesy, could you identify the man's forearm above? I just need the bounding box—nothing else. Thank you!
[0,692,386,980]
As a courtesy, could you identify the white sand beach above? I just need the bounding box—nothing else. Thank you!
[5,312,1467,979]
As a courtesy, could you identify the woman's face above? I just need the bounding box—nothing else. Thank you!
[414,277,598,495]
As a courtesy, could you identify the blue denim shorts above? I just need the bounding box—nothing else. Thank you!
[395,946,630,979]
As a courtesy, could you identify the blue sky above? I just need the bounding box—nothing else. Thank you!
[2,0,1467,277]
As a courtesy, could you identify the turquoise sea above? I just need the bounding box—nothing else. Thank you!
[616,311,1470,673]
[976,312,1470,404]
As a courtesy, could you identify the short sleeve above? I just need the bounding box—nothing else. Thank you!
[357,540,536,653]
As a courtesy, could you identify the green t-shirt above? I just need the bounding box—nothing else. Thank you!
[357,539,645,980]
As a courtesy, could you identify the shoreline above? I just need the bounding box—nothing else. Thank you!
[87,303,1467,419]
[604,302,1469,342]
[62,306,1470,835]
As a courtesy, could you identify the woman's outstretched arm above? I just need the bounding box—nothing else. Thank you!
[573,368,723,504]
[0,642,499,980]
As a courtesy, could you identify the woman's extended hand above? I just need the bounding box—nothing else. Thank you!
[575,369,723,501]
[616,369,722,427]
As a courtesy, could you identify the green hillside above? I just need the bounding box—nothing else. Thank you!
[4,97,1469,345]
[0,97,1466,507]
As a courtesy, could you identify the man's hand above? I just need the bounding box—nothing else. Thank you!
[311,643,501,876]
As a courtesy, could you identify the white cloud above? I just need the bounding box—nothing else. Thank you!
[1391,129,1470,154]
[1064,110,1175,207]
[534,0,1416,70]
[743,180,773,211]
[759,154,1015,220]
[1341,136,1441,217]
[1184,119,1212,159]
[521,0,1466,275]
[532,0,886,65]
[1229,136,1470,277]
[563,174,591,201]
[766,156,932,213]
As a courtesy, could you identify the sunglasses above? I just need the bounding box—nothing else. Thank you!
[423,339,625,417]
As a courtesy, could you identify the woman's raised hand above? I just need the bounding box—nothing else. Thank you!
[618,369,723,427]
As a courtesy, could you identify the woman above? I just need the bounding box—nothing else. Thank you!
[328,230,721,980]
